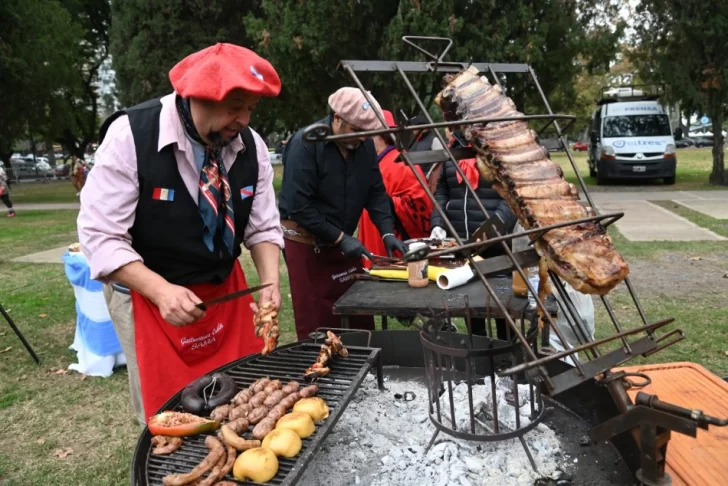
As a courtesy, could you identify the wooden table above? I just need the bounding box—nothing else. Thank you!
[333,276,556,332]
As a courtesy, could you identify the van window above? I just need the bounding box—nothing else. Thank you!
[603,114,671,138]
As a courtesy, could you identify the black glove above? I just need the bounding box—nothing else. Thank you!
[339,235,373,260]
[383,234,408,258]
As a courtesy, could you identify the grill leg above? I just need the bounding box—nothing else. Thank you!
[341,315,350,329]
[375,351,385,390]
[424,429,440,454]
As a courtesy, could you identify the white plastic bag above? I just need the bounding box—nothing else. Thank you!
[549,281,595,366]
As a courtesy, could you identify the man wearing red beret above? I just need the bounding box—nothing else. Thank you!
[78,43,283,423]
[278,88,408,340]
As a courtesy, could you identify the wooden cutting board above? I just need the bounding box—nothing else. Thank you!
[615,362,728,486]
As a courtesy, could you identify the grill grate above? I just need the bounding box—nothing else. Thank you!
[132,339,382,486]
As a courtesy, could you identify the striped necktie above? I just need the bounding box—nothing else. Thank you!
[198,146,235,255]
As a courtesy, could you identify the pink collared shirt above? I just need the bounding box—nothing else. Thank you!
[77,93,283,281]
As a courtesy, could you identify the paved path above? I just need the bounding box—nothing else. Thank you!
[10,246,70,264]
[595,201,725,241]
[583,190,727,241]
[1,202,80,211]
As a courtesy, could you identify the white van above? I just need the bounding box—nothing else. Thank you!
[588,91,677,185]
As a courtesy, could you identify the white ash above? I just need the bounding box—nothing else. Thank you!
[301,372,567,486]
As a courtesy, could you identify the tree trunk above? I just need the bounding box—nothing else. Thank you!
[46,138,56,165]
[708,90,728,185]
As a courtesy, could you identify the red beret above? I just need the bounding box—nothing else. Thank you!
[169,43,281,101]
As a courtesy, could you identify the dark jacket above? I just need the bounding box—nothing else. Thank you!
[430,137,517,255]
[278,116,394,243]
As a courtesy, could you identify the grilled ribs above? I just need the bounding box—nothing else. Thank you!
[435,66,629,294]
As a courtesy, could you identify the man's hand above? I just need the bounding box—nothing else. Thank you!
[383,234,408,258]
[339,234,373,260]
[430,226,447,240]
[250,282,281,314]
[151,283,205,327]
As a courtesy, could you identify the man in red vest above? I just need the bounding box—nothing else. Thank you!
[358,110,433,266]
[78,44,283,423]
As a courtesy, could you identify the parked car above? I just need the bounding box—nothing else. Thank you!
[540,138,564,152]
[572,141,588,152]
[675,138,695,149]
[692,137,714,148]
[55,162,70,177]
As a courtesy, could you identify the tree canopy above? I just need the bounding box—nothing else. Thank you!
[632,0,728,185]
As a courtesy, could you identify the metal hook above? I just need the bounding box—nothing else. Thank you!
[202,375,217,407]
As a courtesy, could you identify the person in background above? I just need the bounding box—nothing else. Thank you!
[429,128,518,336]
[358,109,432,267]
[70,155,86,195]
[278,88,408,340]
[0,165,16,218]
[408,114,445,191]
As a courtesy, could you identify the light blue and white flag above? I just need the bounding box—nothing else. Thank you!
[62,249,126,376]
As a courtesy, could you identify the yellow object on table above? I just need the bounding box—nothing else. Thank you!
[370,265,449,282]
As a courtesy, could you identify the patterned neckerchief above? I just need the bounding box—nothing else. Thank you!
[175,95,235,255]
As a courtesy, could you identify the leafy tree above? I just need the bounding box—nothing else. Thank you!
[45,0,112,158]
[111,0,271,132]
[376,0,625,137]
[244,0,399,135]
[633,0,728,185]
[0,0,81,165]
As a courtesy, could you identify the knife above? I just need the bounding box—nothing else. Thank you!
[195,283,272,311]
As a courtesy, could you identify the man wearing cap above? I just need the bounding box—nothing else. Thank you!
[278,88,408,340]
[358,109,432,267]
[77,43,283,423]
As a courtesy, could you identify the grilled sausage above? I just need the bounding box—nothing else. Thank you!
[228,404,251,422]
[263,390,286,407]
[250,377,271,393]
[247,406,268,425]
[280,392,300,409]
[282,381,300,394]
[226,417,249,435]
[300,385,319,398]
[252,417,277,440]
[267,404,287,422]
[196,448,228,486]
[232,389,254,406]
[210,404,231,422]
[220,424,261,452]
[151,436,183,455]
[162,435,224,486]
[264,379,282,394]
[250,391,268,408]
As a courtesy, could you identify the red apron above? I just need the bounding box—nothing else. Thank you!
[132,260,262,420]
[284,239,374,340]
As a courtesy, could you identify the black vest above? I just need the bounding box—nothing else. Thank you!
[98,98,259,285]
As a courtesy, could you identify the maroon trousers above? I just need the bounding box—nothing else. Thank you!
[284,238,374,340]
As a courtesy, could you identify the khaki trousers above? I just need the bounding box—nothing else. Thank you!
[103,284,146,424]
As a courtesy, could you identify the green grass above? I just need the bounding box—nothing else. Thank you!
[273,164,283,194]
[5,180,79,204]
[552,146,722,191]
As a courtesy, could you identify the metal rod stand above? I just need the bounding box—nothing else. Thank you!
[0,300,41,365]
